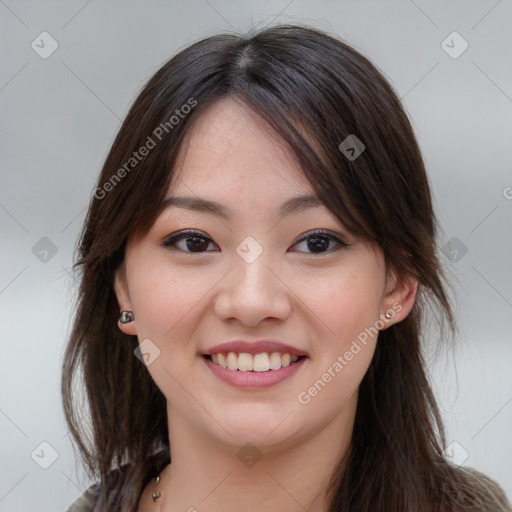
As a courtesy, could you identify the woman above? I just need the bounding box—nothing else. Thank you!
[62,23,511,512]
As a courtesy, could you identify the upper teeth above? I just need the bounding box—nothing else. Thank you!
[210,352,300,372]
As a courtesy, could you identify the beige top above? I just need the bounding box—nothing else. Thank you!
[65,450,170,512]
[65,468,124,512]
[65,481,102,511]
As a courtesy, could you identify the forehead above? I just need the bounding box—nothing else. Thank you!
[169,97,313,197]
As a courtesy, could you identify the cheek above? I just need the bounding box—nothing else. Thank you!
[126,262,212,405]
[128,261,215,338]
[295,266,382,402]
[296,265,384,343]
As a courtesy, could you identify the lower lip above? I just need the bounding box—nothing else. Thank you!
[202,355,307,389]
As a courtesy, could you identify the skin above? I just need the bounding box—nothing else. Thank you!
[114,97,418,512]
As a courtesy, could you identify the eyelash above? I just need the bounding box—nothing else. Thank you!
[161,229,351,256]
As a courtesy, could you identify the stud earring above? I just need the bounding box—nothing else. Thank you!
[119,311,134,324]
[384,311,393,319]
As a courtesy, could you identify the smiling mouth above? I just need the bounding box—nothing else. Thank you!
[202,352,307,372]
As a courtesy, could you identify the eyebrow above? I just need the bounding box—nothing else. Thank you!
[159,194,324,220]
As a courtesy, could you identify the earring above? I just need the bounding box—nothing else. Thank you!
[384,311,393,319]
[119,311,134,324]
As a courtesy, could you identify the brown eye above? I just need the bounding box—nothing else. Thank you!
[290,230,351,255]
[162,230,217,253]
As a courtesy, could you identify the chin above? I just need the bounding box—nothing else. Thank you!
[210,411,303,449]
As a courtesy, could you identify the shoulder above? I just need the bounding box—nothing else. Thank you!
[65,466,125,512]
[65,449,170,512]
[447,465,512,511]
[65,481,102,512]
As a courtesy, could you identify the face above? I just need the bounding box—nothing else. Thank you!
[114,97,417,452]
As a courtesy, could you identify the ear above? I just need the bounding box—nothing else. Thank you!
[379,268,418,329]
[113,263,138,336]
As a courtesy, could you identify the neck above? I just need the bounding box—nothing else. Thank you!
[157,398,356,512]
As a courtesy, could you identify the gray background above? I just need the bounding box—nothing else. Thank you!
[1,1,511,510]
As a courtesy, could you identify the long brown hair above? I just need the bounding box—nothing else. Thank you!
[61,23,511,511]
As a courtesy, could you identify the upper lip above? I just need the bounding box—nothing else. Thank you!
[201,340,309,357]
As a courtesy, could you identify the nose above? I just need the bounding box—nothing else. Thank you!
[213,245,292,327]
